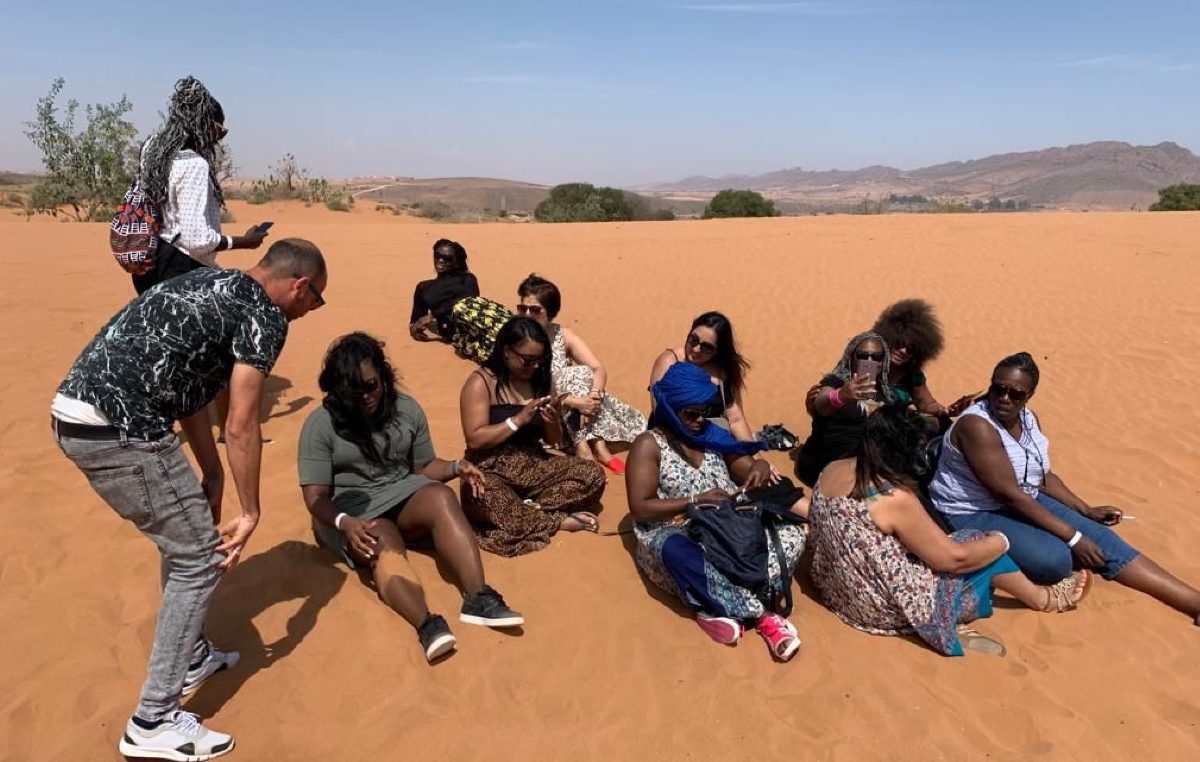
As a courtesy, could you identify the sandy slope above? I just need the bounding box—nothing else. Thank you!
[2,206,1199,761]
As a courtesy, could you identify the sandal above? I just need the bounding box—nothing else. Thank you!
[956,625,1006,657]
[1042,570,1092,612]
[603,457,626,475]
[566,511,600,533]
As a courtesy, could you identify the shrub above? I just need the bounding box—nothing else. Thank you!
[653,208,676,221]
[413,201,455,220]
[702,189,779,219]
[219,207,235,223]
[325,197,350,212]
[534,183,635,223]
[1149,183,1200,211]
[23,78,138,221]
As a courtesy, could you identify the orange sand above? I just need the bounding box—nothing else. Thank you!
[2,205,1200,761]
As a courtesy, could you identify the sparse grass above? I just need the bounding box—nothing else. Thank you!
[325,197,351,212]
[219,208,236,223]
[413,201,455,221]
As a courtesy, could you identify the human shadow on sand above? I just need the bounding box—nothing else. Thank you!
[183,540,345,716]
[262,375,313,423]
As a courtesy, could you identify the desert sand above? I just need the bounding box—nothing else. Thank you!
[2,203,1200,761]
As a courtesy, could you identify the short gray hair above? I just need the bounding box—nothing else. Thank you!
[258,238,326,279]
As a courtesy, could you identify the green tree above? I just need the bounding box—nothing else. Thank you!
[534,183,635,222]
[23,78,138,221]
[1149,183,1200,211]
[702,189,779,219]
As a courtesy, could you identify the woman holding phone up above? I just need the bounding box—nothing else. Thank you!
[459,317,608,556]
[795,332,895,487]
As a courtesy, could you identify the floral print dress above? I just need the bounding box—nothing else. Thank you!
[807,486,1011,656]
[633,430,807,621]
[549,324,647,446]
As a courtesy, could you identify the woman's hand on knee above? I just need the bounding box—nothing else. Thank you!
[458,460,487,498]
[344,517,380,560]
[1070,535,1106,569]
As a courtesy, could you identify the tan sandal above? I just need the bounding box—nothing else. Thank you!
[956,625,1006,657]
[1042,570,1092,612]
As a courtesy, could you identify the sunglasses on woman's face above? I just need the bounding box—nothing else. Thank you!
[358,378,381,395]
[988,382,1029,402]
[507,347,546,367]
[854,351,886,362]
[516,304,545,317]
[433,253,454,263]
[686,333,717,354]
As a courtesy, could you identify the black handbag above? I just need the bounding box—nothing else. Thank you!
[685,486,804,616]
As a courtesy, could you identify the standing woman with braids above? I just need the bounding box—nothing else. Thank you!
[133,76,267,294]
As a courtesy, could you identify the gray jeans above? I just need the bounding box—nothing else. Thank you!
[55,429,222,721]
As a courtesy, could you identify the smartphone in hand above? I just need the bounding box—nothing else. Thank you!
[256,221,275,234]
[856,359,881,399]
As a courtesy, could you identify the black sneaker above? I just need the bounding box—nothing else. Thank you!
[460,585,525,628]
[417,614,457,663]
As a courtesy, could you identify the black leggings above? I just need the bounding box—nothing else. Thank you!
[131,239,207,294]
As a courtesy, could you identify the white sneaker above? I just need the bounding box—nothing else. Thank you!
[118,710,235,761]
[181,639,240,696]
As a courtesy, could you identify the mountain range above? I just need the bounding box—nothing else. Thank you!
[637,141,1200,211]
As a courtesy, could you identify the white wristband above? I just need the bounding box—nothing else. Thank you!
[335,512,348,531]
[1066,531,1083,549]
[994,532,1010,554]
[505,417,519,432]
[225,235,234,250]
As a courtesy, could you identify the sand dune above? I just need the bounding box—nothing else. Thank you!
[2,206,1199,761]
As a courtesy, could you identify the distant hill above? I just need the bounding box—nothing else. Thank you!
[351,177,551,216]
[639,141,1200,211]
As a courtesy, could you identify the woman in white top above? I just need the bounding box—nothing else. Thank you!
[133,76,267,294]
[930,352,1200,626]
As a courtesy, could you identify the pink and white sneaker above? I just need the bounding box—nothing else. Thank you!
[756,613,801,661]
[696,613,743,645]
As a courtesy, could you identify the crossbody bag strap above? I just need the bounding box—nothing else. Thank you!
[764,518,793,617]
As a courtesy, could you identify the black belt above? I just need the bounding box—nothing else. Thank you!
[52,417,127,441]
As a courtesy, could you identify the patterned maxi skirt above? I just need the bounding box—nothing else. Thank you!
[461,444,608,557]
[451,297,513,364]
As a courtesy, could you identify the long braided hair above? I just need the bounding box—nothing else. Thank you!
[140,76,225,209]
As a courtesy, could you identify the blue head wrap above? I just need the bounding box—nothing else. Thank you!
[649,362,767,457]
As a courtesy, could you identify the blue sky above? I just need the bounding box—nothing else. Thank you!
[1,0,1197,186]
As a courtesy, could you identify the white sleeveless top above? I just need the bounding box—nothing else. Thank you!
[930,401,1050,516]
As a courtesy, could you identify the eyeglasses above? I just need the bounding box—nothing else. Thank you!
[988,382,1028,403]
[686,333,717,354]
[677,406,710,423]
[433,253,455,263]
[506,347,547,367]
[516,304,545,317]
[358,378,381,395]
[854,351,886,362]
[294,273,325,306]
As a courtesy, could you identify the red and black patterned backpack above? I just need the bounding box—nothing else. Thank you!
[109,182,161,275]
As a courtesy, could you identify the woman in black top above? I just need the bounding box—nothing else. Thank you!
[410,239,480,341]
[796,331,896,487]
[458,317,607,556]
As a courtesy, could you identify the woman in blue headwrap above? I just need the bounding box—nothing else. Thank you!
[625,362,808,661]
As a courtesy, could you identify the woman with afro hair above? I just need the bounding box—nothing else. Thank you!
[872,298,976,421]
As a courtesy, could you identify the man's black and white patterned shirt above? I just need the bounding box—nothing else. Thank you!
[58,268,288,439]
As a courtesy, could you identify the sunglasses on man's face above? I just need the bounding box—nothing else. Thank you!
[516,304,545,317]
[686,333,717,354]
[507,347,547,367]
[854,351,886,362]
[989,382,1029,403]
[293,273,325,306]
